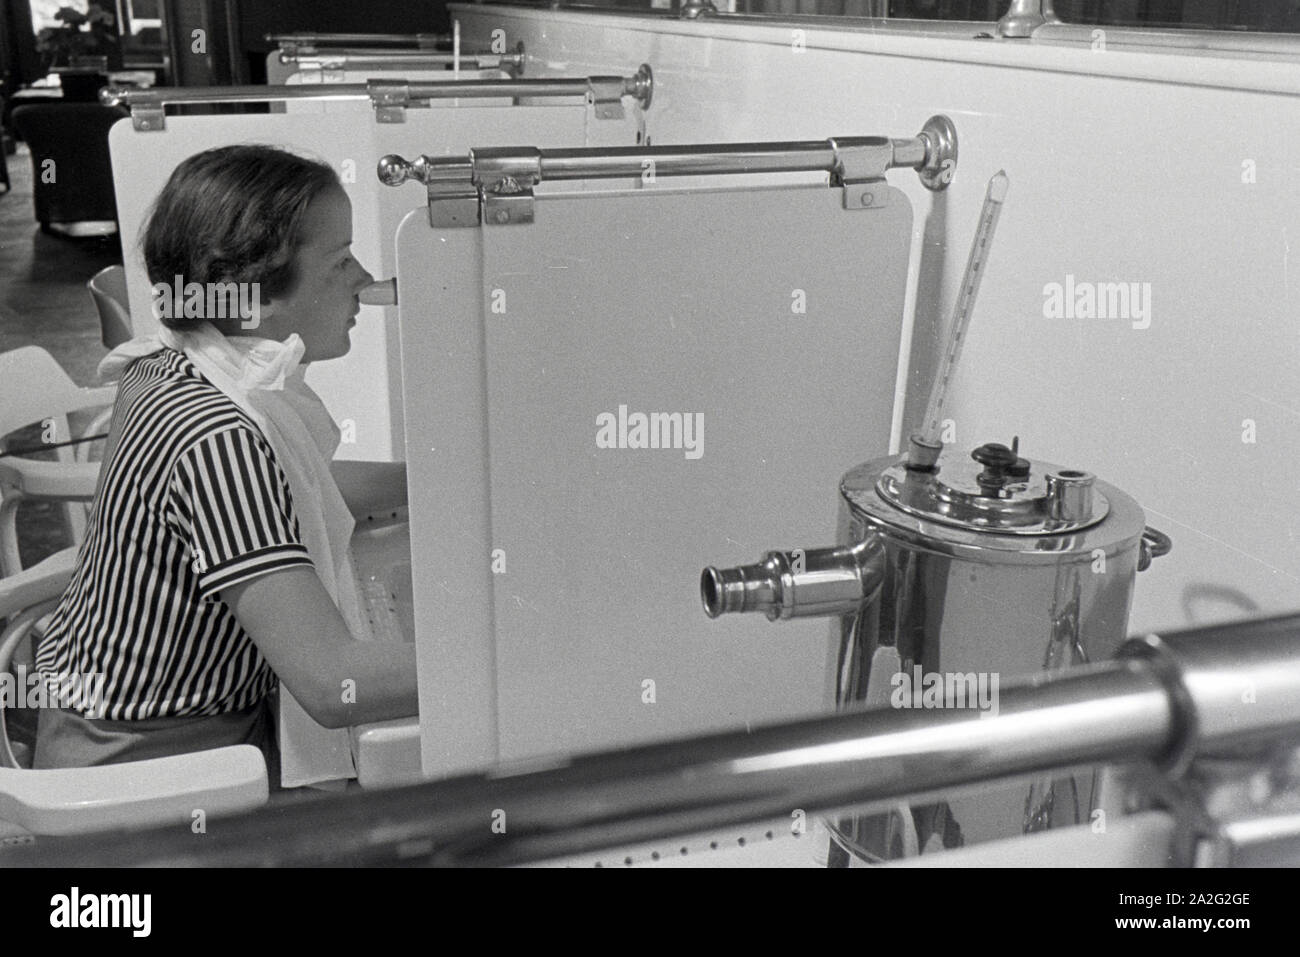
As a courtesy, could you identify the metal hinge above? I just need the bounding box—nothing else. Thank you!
[129,94,166,131]
[475,148,541,226]
[369,81,411,124]
[588,77,627,121]
[419,158,480,229]
[828,138,894,210]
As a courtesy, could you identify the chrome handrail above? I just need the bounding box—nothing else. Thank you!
[101,66,653,131]
[378,114,958,195]
[279,50,519,69]
[7,613,1298,867]
[266,32,449,50]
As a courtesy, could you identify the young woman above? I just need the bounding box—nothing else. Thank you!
[32,145,417,776]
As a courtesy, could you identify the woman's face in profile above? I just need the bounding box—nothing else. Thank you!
[259,186,374,361]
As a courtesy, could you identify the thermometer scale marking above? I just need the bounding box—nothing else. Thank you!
[919,170,1009,446]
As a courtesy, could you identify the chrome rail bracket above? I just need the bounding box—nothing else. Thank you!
[125,91,166,132]
[482,176,537,226]
[473,147,541,226]
[369,80,411,124]
[426,158,481,229]
[588,77,628,121]
[828,138,893,210]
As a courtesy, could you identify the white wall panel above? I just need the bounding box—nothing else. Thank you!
[452,6,1300,638]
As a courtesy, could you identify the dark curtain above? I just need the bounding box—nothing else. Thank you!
[1,0,41,93]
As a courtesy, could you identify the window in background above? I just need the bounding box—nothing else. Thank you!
[1051,1,1300,32]
[889,1,1010,18]
[120,0,160,34]
[30,0,89,31]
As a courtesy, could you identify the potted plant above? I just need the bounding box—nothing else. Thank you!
[35,4,122,102]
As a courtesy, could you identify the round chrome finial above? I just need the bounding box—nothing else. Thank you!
[679,0,717,18]
[628,63,653,111]
[376,154,413,186]
[918,114,958,192]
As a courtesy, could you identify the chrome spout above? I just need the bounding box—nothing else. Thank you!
[701,538,884,621]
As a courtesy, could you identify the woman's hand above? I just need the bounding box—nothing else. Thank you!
[221,567,417,729]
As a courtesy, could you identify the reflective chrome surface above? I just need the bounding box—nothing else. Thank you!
[997,0,1053,38]
[875,450,1110,535]
[376,115,959,191]
[701,439,1164,859]
[11,614,1300,867]
[701,539,885,621]
[831,443,1150,858]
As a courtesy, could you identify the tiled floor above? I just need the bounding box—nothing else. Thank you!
[0,143,122,566]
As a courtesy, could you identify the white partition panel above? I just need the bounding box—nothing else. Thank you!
[109,102,642,462]
[400,183,912,775]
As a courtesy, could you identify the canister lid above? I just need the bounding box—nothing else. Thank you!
[873,437,1110,536]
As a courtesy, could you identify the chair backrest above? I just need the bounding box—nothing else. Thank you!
[10,103,127,225]
[0,346,96,442]
[88,265,132,349]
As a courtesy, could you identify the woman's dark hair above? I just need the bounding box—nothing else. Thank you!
[142,145,340,330]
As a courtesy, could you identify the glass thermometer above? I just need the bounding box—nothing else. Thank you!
[913,170,1009,462]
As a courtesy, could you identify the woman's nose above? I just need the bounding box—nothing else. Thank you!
[352,261,375,290]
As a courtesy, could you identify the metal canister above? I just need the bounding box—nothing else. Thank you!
[700,435,1169,862]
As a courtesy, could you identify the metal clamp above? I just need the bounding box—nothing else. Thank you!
[369,80,412,124]
[115,89,165,132]
[828,137,894,210]
[589,77,629,121]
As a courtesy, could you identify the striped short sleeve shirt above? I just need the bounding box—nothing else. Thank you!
[34,348,315,720]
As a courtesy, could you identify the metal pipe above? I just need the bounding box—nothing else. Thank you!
[282,52,521,71]
[10,614,1300,867]
[102,84,374,106]
[377,115,958,192]
[499,138,926,181]
[266,32,447,48]
[5,660,1174,867]
[101,74,642,113]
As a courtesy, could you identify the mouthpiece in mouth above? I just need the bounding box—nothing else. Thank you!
[358,278,398,306]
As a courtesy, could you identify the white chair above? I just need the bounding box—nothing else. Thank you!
[87,264,133,349]
[0,547,267,838]
[0,346,115,577]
